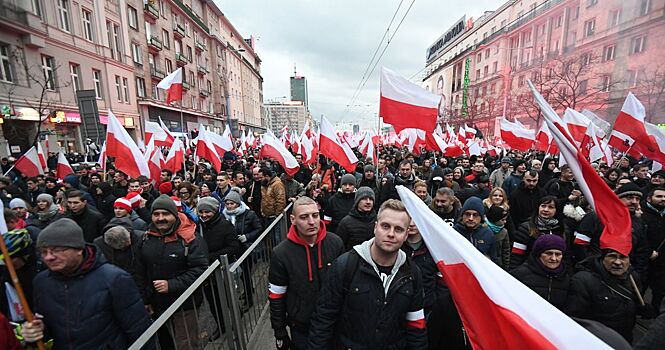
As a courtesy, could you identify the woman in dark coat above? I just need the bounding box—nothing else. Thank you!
[94,182,117,221]
[26,193,64,230]
[510,234,570,310]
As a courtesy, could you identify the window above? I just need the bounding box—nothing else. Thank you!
[56,0,70,32]
[581,52,592,66]
[601,75,611,92]
[175,40,182,55]
[572,6,580,19]
[162,29,170,48]
[115,75,122,102]
[483,65,488,76]
[524,31,531,42]
[184,22,190,36]
[165,58,173,73]
[602,45,616,61]
[81,9,94,41]
[518,75,525,87]
[131,43,142,64]
[476,69,481,80]
[578,80,588,95]
[490,83,496,94]
[93,69,102,98]
[477,53,482,63]
[639,0,650,16]
[555,15,562,28]
[112,24,123,61]
[127,6,138,29]
[485,49,490,59]
[609,9,621,27]
[31,0,42,19]
[41,55,55,90]
[540,24,545,35]
[152,84,161,100]
[187,46,193,61]
[587,0,598,6]
[136,77,146,98]
[0,45,13,83]
[492,61,497,73]
[584,19,595,37]
[630,36,646,54]
[158,0,166,17]
[69,63,80,92]
[501,20,506,27]
[626,70,639,87]
[122,77,129,103]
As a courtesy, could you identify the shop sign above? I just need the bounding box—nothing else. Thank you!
[50,111,82,124]
[0,105,40,121]
[99,114,135,127]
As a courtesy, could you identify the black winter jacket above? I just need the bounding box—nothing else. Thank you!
[643,203,665,278]
[198,212,240,264]
[566,256,640,342]
[324,191,356,233]
[508,183,547,225]
[33,245,154,349]
[335,207,376,251]
[94,217,144,283]
[268,222,344,338]
[509,220,565,270]
[401,240,438,310]
[379,173,417,205]
[66,205,107,243]
[307,244,427,350]
[136,214,209,311]
[224,205,262,244]
[510,255,570,310]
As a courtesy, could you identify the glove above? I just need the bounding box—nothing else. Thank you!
[275,335,292,350]
[238,235,248,243]
[637,303,656,319]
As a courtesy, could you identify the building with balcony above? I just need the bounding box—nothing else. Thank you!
[267,100,307,134]
[421,0,664,139]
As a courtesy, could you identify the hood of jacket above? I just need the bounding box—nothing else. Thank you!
[103,216,135,234]
[286,221,328,281]
[353,238,407,297]
[146,212,196,244]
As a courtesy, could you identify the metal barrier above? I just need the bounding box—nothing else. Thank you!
[128,203,293,350]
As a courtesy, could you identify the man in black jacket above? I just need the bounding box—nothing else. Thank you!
[65,190,107,242]
[136,195,209,349]
[643,186,665,312]
[336,186,377,251]
[379,160,418,205]
[509,170,546,225]
[268,196,344,350]
[197,196,239,340]
[307,199,427,349]
[323,173,357,233]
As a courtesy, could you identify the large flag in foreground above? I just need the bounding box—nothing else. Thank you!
[529,81,632,255]
[396,186,612,350]
[105,110,150,179]
[379,67,440,133]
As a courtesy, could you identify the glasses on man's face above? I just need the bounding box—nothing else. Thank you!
[179,191,190,196]
[40,247,72,257]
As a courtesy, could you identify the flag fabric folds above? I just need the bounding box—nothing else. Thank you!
[260,131,300,176]
[379,67,440,133]
[156,67,183,104]
[105,110,151,179]
[14,146,44,177]
[318,116,358,172]
[56,152,74,179]
[500,118,535,151]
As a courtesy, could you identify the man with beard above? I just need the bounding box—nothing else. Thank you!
[293,154,313,185]
[336,187,377,251]
[112,171,129,198]
[641,187,665,312]
[429,187,461,227]
[379,160,418,205]
[546,165,581,204]
[508,170,546,225]
[324,174,357,234]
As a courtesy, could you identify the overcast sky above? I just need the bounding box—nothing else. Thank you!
[216,0,502,129]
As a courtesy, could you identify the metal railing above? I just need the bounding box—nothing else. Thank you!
[129,203,292,350]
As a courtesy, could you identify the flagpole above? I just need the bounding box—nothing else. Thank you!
[2,165,14,177]
[180,100,188,180]
[613,142,634,169]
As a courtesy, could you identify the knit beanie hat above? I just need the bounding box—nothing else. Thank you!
[364,164,375,172]
[486,205,508,223]
[341,174,357,186]
[9,198,27,209]
[37,218,85,249]
[151,194,178,216]
[615,182,643,199]
[36,193,54,205]
[532,234,566,257]
[461,197,485,216]
[197,196,220,213]
[224,191,243,205]
[126,191,142,209]
[354,186,375,208]
[158,182,173,195]
[113,197,132,213]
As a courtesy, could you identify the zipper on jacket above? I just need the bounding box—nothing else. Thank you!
[547,277,552,301]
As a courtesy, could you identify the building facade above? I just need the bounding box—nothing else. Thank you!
[422,0,664,139]
[0,0,263,157]
[267,100,307,133]
[290,75,308,111]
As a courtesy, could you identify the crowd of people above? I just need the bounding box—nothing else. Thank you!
[0,143,664,349]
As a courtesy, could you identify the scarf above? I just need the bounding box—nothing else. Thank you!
[535,216,560,232]
[485,218,504,234]
[223,203,247,225]
[38,203,60,221]
[646,202,665,217]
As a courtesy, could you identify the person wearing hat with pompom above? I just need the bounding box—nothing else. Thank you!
[510,234,570,310]
[113,196,147,231]
[323,173,357,233]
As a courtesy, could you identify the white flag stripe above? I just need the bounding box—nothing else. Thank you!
[406,309,425,321]
[380,67,441,107]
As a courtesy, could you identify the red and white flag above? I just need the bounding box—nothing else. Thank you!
[36,141,47,171]
[207,125,234,156]
[645,122,665,165]
[105,110,150,178]
[164,137,185,173]
[397,186,612,350]
[260,131,300,176]
[145,120,175,147]
[534,122,559,154]
[529,80,631,256]
[318,116,358,172]
[464,124,477,139]
[195,125,222,172]
[359,130,378,165]
[148,145,164,184]
[14,146,44,177]
[97,142,106,173]
[457,126,468,144]
[56,152,74,179]
[156,67,183,104]
[425,132,463,157]
[562,108,591,146]
[379,67,440,133]
[608,92,664,163]
[500,118,535,151]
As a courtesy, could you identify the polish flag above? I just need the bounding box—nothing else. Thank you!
[156,67,183,104]
[37,141,47,171]
[609,93,664,163]
[318,116,358,172]
[164,137,185,173]
[562,108,590,145]
[379,67,440,133]
[397,186,612,350]
[457,126,468,144]
[195,125,222,172]
[534,122,559,154]
[14,146,44,177]
[148,146,164,184]
[645,122,665,164]
[105,110,150,179]
[581,122,611,165]
[145,120,174,147]
[425,132,464,157]
[207,125,234,156]
[402,128,426,155]
[260,131,300,176]
[500,118,535,152]
[530,80,632,256]
[56,152,74,179]
[359,130,378,165]
[464,124,477,139]
[301,135,317,165]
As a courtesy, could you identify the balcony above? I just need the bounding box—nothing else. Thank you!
[173,24,185,38]
[144,3,159,21]
[199,89,210,97]
[176,53,189,66]
[151,68,166,80]
[195,40,206,52]
[147,36,162,51]
[182,81,191,90]
[197,64,208,74]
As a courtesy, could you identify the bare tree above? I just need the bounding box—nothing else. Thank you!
[635,63,665,123]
